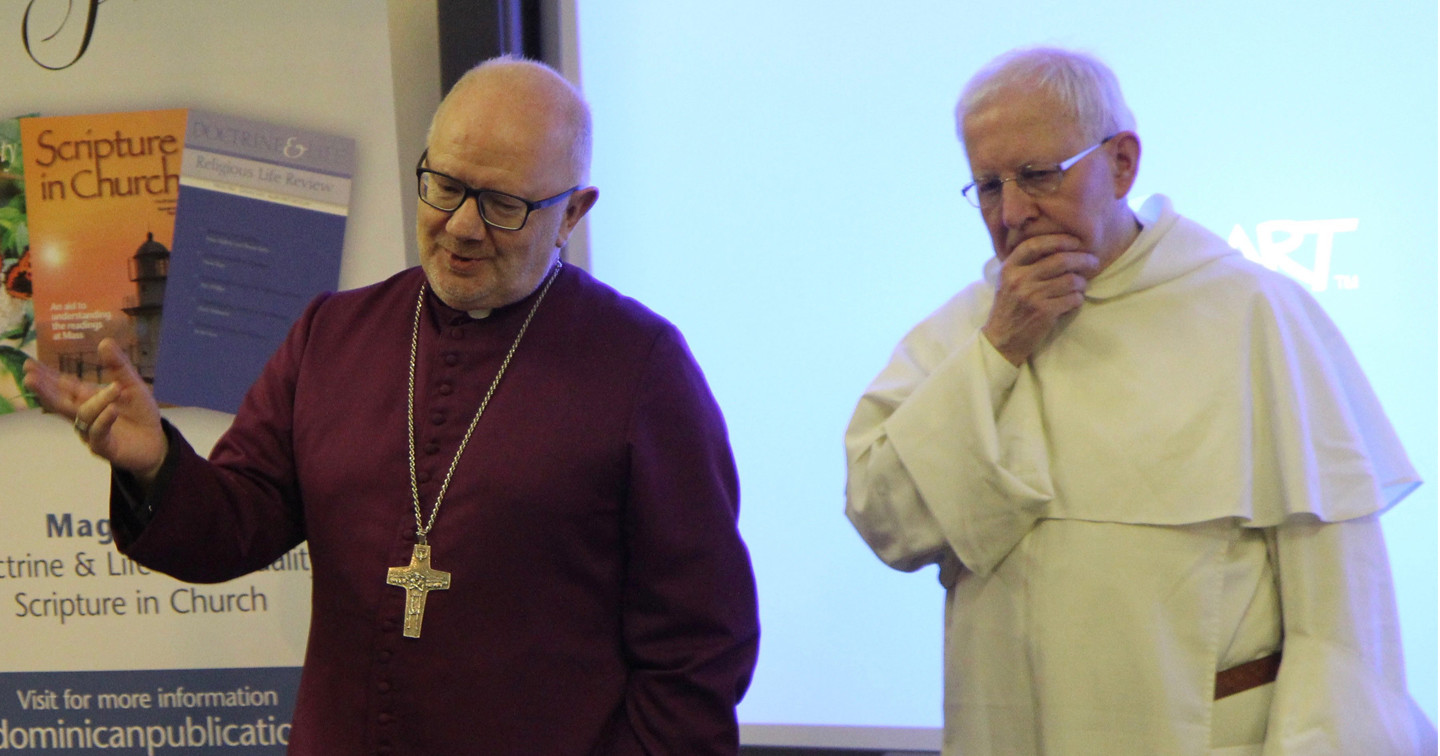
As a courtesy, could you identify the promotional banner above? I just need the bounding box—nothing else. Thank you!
[2,2,407,753]
[0,408,310,754]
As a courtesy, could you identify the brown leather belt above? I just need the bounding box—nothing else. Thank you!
[1214,652,1282,700]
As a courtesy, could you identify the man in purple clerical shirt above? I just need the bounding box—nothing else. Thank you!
[25,57,760,755]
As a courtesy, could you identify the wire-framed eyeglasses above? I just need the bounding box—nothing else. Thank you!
[416,149,579,231]
[962,135,1116,209]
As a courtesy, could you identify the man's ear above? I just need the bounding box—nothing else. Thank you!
[554,186,599,248]
[1109,131,1141,199]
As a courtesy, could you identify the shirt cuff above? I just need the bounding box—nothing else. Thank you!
[109,419,182,538]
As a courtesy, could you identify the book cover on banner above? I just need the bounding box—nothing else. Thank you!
[1,115,39,414]
[154,110,354,414]
[20,109,188,391]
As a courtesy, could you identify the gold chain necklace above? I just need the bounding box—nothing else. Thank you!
[384,261,562,638]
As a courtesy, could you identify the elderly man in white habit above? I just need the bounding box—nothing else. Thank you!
[845,46,1435,756]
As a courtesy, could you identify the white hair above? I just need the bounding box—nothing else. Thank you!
[956,47,1136,145]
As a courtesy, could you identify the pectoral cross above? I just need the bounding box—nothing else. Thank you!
[386,543,451,638]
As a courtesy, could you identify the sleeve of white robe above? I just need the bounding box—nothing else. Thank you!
[1262,515,1437,755]
[844,293,1057,577]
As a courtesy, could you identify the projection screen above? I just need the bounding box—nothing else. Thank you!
[574,1,1437,748]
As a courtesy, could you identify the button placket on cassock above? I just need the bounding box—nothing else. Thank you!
[366,267,563,753]
[370,309,477,753]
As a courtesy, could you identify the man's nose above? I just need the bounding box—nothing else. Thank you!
[998,180,1037,229]
[445,196,491,240]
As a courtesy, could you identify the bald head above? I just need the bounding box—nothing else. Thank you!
[429,57,592,185]
[416,56,599,312]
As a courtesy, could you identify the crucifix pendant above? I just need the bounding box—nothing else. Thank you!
[385,543,451,638]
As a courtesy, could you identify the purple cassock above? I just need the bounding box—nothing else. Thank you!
[111,264,761,755]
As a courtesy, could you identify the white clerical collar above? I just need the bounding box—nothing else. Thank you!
[468,308,493,320]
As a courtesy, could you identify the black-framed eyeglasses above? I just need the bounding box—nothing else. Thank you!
[416,149,579,231]
[961,134,1116,209]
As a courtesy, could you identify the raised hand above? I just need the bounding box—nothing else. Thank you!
[982,233,1099,366]
[22,338,168,482]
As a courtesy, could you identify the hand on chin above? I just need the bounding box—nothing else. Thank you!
[1004,231,1084,264]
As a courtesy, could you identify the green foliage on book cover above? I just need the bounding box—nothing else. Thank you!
[1,114,38,413]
